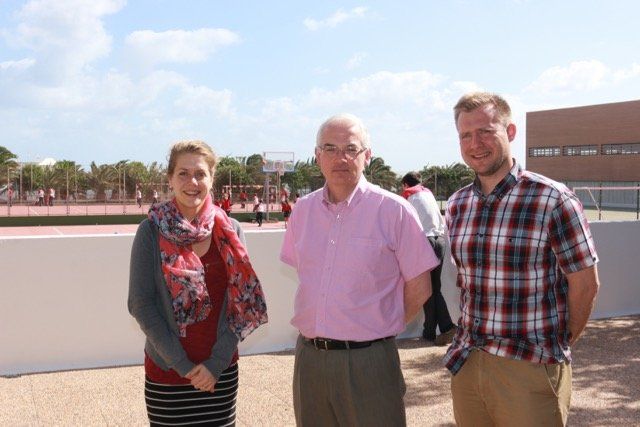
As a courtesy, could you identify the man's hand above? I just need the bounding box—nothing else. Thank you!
[567,265,600,345]
[404,271,432,324]
[185,364,217,393]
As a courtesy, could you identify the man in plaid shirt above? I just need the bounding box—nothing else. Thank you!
[444,92,600,426]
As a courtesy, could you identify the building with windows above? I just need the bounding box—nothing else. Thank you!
[526,99,640,209]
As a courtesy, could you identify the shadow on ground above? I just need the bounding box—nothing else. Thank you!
[570,316,640,425]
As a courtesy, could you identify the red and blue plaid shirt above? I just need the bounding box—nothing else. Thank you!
[444,162,598,374]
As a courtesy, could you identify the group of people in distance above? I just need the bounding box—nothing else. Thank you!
[128,91,600,426]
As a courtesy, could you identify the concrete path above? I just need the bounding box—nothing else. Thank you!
[1,316,638,426]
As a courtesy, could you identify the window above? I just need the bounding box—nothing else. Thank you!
[563,145,598,156]
[601,143,640,155]
[529,147,561,157]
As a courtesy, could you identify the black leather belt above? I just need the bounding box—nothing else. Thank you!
[304,336,394,351]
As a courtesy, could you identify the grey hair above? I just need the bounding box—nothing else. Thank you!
[316,113,371,149]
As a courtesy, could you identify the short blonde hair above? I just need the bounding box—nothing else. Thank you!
[453,92,512,126]
[316,113,371,149]
[167,140,218,176]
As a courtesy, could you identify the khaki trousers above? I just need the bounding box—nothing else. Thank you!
[451,350,572,427]
[293,335,406,427]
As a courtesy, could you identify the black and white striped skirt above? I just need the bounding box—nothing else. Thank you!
[144,363,238,426]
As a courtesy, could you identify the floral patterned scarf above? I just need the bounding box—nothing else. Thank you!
[148,194,268,339]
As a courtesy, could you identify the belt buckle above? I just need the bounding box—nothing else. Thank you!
[313,338,329,351]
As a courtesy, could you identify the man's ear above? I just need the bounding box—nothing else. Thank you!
[506,123,517,142]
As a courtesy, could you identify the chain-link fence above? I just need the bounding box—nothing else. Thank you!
[0,162,286,217]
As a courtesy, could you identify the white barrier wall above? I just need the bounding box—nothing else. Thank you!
[1,221,638,375]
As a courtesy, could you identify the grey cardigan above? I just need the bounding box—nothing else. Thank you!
[128,218,241,380]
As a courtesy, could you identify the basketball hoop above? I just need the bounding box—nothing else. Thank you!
[275,161,285,177]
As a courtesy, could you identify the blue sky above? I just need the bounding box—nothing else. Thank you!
[1,0,639,172]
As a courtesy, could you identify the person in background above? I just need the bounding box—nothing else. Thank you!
[48,187,55,206]
[7,185,13,207]
[401,171,456,346]
[239,188,248,209]
[136,187,143,208]
[128,140,268,426]
[445,92,600,426]
[280,186,289,202]
[280,114,437,426]
[254,198,265,227]
[281,198,292,228]
[221,192,232,216]
[37,188,44,206]
[153,189,159,204]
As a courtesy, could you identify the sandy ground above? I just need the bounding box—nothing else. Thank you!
[1,316,638,426]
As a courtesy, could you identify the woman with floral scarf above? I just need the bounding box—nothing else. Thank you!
[128,140,268,426]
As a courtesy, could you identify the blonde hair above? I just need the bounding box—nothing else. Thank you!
[167,140,218,176]
[453,92,512,126]
[316,113,371,149]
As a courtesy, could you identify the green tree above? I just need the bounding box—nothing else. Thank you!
[365,156,398,191]
[281,158,323,195]
[214,156,252,195]
[0,146,19,187]
[419,162,475,199]
[87,162,119,201]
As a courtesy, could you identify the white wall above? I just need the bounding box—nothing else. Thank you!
[1,221,638,375]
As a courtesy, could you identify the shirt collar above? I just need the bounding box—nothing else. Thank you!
[472,159,521,200]
[322,174,368,207]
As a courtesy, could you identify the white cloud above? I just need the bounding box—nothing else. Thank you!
[346,52,368,70]
[613,63,640,83]
[174,86,234,118]
[525,60,610,94]
[305,71,444,109]
[8,0,125,80]
[304,7,368,31]
[0,58,36,71]
[125,28,240,66]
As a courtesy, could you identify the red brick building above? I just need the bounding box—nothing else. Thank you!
[526,100,640,208]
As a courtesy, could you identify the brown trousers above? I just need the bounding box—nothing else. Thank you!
[451,350,572,427]
[293,335,406,427]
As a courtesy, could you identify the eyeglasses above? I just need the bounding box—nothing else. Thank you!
[317,144,367,159]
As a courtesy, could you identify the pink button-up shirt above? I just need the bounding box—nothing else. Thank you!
[280,176,438,341]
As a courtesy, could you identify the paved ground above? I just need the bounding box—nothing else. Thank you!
[1,316,638,426]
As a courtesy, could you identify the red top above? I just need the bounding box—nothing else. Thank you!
[145,241,239,384]
[281,202,292,213]
[221,198,232,211]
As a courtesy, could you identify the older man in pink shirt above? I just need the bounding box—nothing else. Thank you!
[280,114,438,426]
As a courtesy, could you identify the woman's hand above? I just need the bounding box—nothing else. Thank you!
[185,364,216,393]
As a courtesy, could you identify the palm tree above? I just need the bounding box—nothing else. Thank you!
[365,156,398,191]
[0,146,18,187]
[86,162,119,201]
[53,160,86,200]
[420,162,474,199]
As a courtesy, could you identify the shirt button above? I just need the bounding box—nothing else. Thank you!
[330,239,335,244]
[336,214,340,219]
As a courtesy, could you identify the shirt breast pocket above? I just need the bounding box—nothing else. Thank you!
[343,237,393,288]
